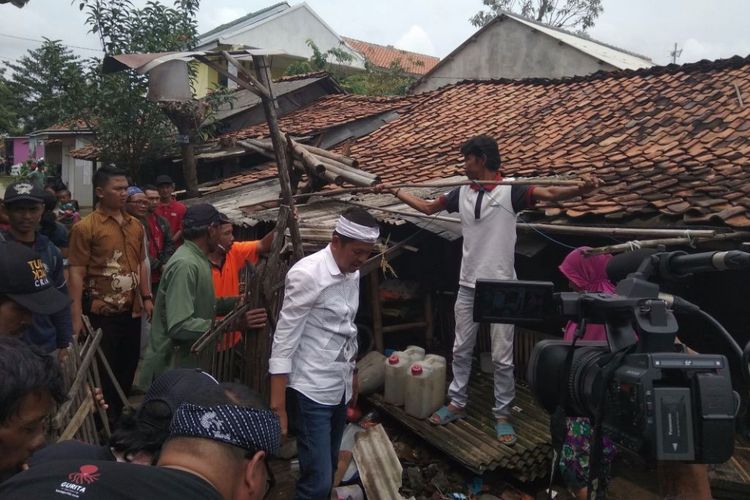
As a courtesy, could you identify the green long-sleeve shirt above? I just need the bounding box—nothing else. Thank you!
[138,240,235,387]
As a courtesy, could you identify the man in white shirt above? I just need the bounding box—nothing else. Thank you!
[378,135,599,445]
[269,207,378,500]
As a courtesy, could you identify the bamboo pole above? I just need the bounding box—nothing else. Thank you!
[220,51,269,98]
[253,54,304,262]
[54,326,103,428]
[243,137,378,182]
[195,55,264,99]
[317,157,378,186]
[240,177,583,211]
[191,302,252,354]
[58,397,94,441]
[584,231,750,255]
[299,143,359,168]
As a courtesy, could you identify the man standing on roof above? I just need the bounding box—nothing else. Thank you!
[269,207,378,500]
[0,182,72,361]
[154,175,186,244]
[377,134,600,445]
[209,217,272,351]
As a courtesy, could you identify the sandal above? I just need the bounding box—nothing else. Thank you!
[496,420,517,446]
[429,405,466,425]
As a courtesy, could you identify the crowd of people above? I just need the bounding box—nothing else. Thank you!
[0,136,713,499]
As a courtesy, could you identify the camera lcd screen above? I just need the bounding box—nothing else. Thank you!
[473,280,556,324]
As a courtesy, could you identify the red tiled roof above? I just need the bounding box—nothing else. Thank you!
[69,144,98,160]
[275,71,331,82]
[346,56,750,228]
[46,119,91,132]
[343,37,439,76]
[221,93,426,142]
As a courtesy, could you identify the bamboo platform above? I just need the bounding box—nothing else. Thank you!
[369,374,552,482]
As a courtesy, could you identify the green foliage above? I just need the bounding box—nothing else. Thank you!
[5,39,86,133]
[0,70,19,135]
[75,0,202,180]
[341,61,416,96]
[285,40,415,96]
[470,0,603,31]
[284,39,354,79]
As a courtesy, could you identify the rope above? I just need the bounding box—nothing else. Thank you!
[626,240,643,252]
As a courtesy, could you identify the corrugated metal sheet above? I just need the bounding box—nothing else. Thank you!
[353,424,410,500]
[247,180,463,241]
[184,177,281,226]
[369,377,552,482]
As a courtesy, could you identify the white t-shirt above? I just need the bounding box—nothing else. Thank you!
[440,178,536,288]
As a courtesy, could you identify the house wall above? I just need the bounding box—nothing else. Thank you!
[194,62,220,98]
[222,7,364,70]
[413,17,618,93]
[61,136,94,208]
[193,5,365,96]
[11,138,29,164]
[25,137,46,162]
[224,82,336,131]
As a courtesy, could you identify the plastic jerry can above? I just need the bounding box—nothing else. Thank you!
[424,354,447,410]
[404,363,439,419]
[403,345,426,362]
[384,352,410,406]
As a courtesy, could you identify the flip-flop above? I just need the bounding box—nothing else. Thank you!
[429,405,465,425]
[496,421,517,446]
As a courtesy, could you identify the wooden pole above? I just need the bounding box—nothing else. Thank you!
[584,231,750,255]
[253,55,304,262]
[369,272,384,353]
[220,51,269,98]
[195,55,264,98]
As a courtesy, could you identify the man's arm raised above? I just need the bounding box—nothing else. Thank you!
[374,184,446,215]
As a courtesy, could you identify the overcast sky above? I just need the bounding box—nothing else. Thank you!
[1,0,749,68]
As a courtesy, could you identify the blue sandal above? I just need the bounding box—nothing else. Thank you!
[496,420,517,446]
[430,406,465,425]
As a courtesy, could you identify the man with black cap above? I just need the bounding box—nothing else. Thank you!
[1,181,72,360]
[0,240,71,338]
[154,175,186,244]
[0,396,280,499]
[139,204,238,385]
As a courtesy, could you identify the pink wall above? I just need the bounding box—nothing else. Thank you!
[11,138,29,164]
[10,138,44,164]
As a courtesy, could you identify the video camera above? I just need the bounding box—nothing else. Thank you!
[474,250,750,464]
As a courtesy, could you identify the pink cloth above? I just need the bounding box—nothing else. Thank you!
[559,247,616,342]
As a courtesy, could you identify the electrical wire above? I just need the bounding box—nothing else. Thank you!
[479,179,579,250]
[0,32,103,53]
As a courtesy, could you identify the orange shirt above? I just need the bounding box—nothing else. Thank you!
[211,241,260,351]
[211,241,260,297]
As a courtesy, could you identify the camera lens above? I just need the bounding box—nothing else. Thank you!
[528,340,608,416]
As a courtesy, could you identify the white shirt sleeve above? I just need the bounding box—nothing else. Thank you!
[268,267,318,374]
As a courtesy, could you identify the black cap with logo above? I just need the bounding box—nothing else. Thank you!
[0,241,70,315]
[3,180,46,205]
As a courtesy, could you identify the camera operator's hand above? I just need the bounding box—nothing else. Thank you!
[658,462,711,500]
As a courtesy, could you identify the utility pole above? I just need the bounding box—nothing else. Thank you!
[670,43,683,65]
